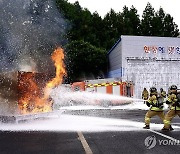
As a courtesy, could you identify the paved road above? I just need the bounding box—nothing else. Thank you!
[0,109,179,154]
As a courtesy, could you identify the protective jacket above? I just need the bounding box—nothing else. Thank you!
[146,95,164,111]
[166,93,180,110]
[142,89,149,100]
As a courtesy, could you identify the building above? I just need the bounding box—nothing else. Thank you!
[108,35,180,98]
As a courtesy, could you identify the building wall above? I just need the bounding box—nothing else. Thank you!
[121,35,180,64]
[108,39,123,78]
[108,35,180,98]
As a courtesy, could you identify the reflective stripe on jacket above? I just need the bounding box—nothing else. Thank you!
[147,99,163,111]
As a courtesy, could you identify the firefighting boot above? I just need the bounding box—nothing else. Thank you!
[161,127,170,131]
[169,125,174,131]
[143,125,150,129]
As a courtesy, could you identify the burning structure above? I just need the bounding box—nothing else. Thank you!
[0,47,66,122]
[0,71,51,116]
[0,0,68,122]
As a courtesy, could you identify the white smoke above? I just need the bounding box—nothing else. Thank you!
[0,0,68,73]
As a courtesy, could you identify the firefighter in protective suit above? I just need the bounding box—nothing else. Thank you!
[142,88,149,103]
[160,88,166,98]
[162,85,180,131]
[143,87,165,129]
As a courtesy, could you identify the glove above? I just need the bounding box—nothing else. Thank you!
[146,102,150,107]
[169,94,177,101]
[149,95,157,102]
[151,100,159,107]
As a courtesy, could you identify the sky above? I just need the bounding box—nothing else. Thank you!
[67,0,180,28]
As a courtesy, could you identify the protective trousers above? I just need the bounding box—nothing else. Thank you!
[143,98,148,104]
[163,110,180,129]
[145,110,165,125]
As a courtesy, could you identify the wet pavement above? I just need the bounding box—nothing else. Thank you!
[0,109,180,154]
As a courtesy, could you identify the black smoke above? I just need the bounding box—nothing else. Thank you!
[0,0,67,73]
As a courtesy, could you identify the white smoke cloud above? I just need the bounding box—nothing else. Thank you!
[0,0,68,73]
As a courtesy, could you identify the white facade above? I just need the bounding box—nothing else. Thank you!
[108,35,180,98]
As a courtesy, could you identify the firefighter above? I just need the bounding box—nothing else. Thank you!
[159,88,166,98]
[143,87,165,129]
[142,88,149,104]
[162,85,180,131]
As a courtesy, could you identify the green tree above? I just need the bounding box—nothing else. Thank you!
[65,40,107,81]
[122,5,141,35]
[163,14,179,37]
[152,7,165,36]
[141,2,155,36]
[90,11,104,47]
[56,0,180,81]
[103,9,123,50]
[141,3,179,37]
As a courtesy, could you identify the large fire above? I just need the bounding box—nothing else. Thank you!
[47,47,66,88]
[18,47,66,114]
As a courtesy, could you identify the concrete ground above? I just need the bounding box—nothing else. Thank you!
[0,109,179,154]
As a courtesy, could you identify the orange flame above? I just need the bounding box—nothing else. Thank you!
[47,47,66,88]
[18,47,66,114]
